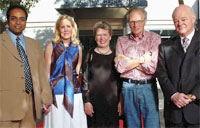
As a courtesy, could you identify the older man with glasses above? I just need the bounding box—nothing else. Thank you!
[115,7,161,128]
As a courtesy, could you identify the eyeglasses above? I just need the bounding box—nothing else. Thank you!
[129,19,145,25]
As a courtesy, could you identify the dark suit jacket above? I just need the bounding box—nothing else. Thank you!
[156,31,200,124]
[0,31,52,121]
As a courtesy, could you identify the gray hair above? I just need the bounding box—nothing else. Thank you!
[126,7,147,21]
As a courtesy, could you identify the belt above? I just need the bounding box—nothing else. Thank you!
[122,78,156,85]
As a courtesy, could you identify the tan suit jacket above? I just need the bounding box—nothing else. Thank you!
[0,31,52,121]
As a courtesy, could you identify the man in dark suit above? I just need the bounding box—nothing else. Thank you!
[0,5,52,128]
[156,5,200,128]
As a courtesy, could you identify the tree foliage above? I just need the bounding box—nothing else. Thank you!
[178,0,184,5]
[0,0,39,12]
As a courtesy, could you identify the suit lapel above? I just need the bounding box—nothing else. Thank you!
[24,36,41,92]
[24,37,35,70]
[171,36,185,58]
[185,31,199,57]
[180,31,199,90]
[1,32,22,61]
[181,31,199,70]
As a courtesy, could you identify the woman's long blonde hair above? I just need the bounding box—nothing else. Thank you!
[52,15,79,46]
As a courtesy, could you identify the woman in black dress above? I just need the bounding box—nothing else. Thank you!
[82,21,121,128]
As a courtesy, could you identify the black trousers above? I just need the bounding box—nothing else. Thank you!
[165,119,200,128]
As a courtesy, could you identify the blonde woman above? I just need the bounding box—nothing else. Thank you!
[43,15,87,128]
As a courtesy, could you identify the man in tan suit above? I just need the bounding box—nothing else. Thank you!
[0,5,52,128]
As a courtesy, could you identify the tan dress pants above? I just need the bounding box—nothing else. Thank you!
[0,93,36,128]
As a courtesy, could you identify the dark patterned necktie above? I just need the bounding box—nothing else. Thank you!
[182,38,189,52]
[16,37,33,93]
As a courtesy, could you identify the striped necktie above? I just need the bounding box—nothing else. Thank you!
[16,37,33,93]
[182,38,189,52]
